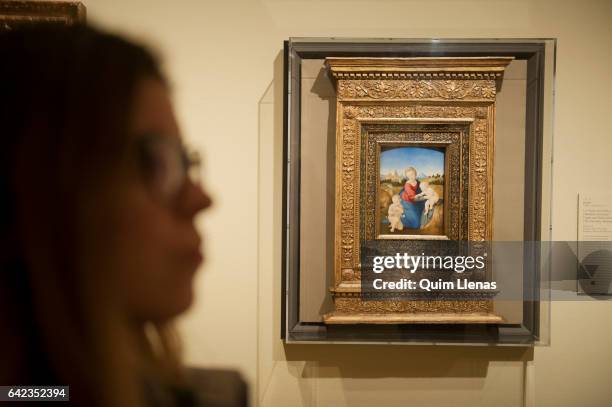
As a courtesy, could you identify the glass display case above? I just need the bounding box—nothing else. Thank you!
[281,38,556,345]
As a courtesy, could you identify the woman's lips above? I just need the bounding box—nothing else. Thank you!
[183,231,203,269]
[194,255,203,270]
[188,247,203,268]
[180,238,203,270]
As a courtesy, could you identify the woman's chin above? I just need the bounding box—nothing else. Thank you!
[155,284,195,320]
[174,285,195,315]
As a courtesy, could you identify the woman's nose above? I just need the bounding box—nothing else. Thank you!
[179,181,212,217]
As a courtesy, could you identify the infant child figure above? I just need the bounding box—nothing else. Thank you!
[387,194,404,232]
[415,181,439,215]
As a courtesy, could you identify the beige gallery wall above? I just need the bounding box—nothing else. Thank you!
[86,0,612,406]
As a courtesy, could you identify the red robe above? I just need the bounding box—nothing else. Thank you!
[401,182,419,203]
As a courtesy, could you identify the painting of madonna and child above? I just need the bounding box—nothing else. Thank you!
[379,145,445,237]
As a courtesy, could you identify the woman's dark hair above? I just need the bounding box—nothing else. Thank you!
[0,25,167,406]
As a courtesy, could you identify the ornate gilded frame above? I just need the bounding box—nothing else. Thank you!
[0,1,85,31]
[323,57,513,324]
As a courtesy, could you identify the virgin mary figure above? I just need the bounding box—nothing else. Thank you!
[399,167,426,229]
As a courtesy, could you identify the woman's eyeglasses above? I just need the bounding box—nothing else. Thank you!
[135,133,201,205]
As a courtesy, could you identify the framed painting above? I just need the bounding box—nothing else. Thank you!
[324,57,512,324]
[360,121,471,242]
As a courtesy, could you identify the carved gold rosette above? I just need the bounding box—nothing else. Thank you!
[323,57,513,324]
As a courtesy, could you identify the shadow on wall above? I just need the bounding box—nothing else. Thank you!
[283,344,533,379]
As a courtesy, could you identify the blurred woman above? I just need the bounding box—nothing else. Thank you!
[0,26,222,406]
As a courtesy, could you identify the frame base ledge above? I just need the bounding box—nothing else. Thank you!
[323,312,504,324]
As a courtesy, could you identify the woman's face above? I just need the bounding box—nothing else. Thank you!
[406,169,416,182]
[109,78,212,323]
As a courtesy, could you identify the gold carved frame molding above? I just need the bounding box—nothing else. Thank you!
[0,1,85,31]
[324,57,513,324]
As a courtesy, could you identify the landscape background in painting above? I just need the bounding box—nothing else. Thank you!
[379,146,445,236]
